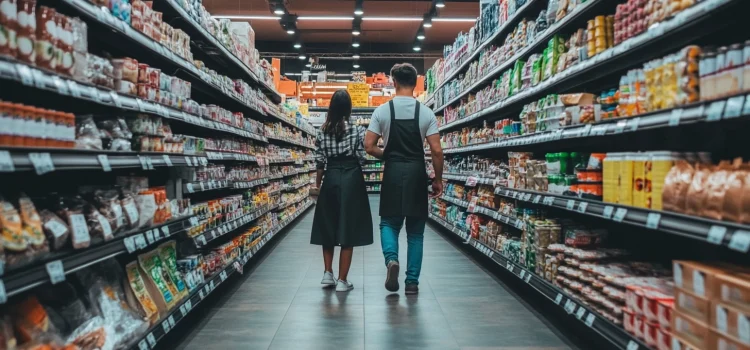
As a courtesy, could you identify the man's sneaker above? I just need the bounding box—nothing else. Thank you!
[405,283,419,295]
[336,279,354,292]
[385,261,400,292]
[321,271,336,286]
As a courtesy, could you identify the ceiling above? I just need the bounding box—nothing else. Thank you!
[204,0,479,48]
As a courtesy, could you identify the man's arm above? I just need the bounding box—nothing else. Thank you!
[364,131,384,159]
[426,133,443,197]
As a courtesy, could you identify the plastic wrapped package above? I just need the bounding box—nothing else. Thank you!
[124,261,159,324]
[156,241,188,300]
[74,116,103,150]
[54,196,91,249]
[137,248,180,314]
[684,163,711,216]
[18,194,47,252]
[1,197,30,266]
[85,204,114,241]
[119,192,140,230]
[91,189,125,234]
[135,192,155,228]
[40,209,70,250]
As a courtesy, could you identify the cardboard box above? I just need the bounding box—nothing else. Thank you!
[676,287,712,323]
[711,302,750,345]
[716,273,750,314]
[671,333,700,350]
[657,328,671,350]
[709,330,750,350]
[673,261,733,298]
[672,310,711,349]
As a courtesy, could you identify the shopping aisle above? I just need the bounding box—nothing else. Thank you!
[173,196,579,350]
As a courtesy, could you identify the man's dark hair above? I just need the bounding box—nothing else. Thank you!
[390,63,418,88]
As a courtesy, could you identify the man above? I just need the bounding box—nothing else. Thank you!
[365,63,444,295]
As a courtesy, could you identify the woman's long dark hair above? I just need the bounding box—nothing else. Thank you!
[321,90,352,140]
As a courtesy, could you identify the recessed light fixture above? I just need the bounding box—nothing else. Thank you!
[305,63,312,67]
[423,14,432,28]
[354,0,364,15]
[298,53,306,60]
[287,28,295,34]
[417,28,425,40]
[435,0,445,8]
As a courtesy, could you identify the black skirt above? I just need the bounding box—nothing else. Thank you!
[310,156,373,247]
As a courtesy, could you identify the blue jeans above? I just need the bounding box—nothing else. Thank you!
[380,216,425,285]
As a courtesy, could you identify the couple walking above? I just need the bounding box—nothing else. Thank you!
[310,63,445,294]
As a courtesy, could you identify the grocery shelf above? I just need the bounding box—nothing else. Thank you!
[183,178,269,193]
[266,135,316,150]
[205,151,258,162]
[367,190,381,193]
[427,213,650,350]
[268,157,314,164]
[2,215,195,297]
[131,202,313,350]
[275,196,311,211]
[438,195,524,230]
[433,0,604,114]
[443,173,497,186]
[0,147,206,174]
[430,0,539,97]
[0,57,267,143]
[282,182,312,192]
[269,169,315,179]
[156,0,281,104]
[362,168,384,173]
[444,91,750,154]
[435,0,738,125]
[233,178,271,189]
[192,204,273,248]
[492,186,750,254]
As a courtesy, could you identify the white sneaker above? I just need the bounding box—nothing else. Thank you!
[336,279,354,292]
[321,271,336,286]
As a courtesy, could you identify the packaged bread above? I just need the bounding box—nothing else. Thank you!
[18,194,46,250]
[156,241,187,300]
[137,249,179,312]
[124,261,159,324]
[741,165,750,224]
[703,161,731,220]
[684,163,711,216]
[40,209,70,250]
[55,196,91,249]
[722,158,746,223]
[1,198,28,266]
[662,160,693,212]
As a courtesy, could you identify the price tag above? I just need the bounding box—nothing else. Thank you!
[29,153,55,175]
[136,99,147,112]
[669,109,683,126]
[193,157,199,166]
[577,202,588,213]
[185,156,193,166]
[602,206,614,219]
[134,234,147,249]
[146,333,156,348]
[0,151,15,172]
[51,76,69,95]
[646,213,661,229]
[162,320,171,333]
[524,273,532,283]
[576,306,586,319]
[555,293,563,305]
[97,154,112,172]
[186,183,194,193]
[613,208,628,222]
[0,280,6,304]
[67,80,81,97]
[145,230,155,244]
[585,313,596,327]
[199,290,205,299]
[197,235,207,246]
[626,340,639,350]
[179,305,187,317]
[139,156,149,170]
[614,120,627,133]
[168,315,175,328]
[520,270,526,279]
[724,96,744,119]
[706,225,727,245]
[566,200,576,210]
[124,236,136,253]
[146,157,154,170]
[199,182,205,192]
[45,260,65,284]
[629,118,640,132]
[706,100,727,121]
[565,300,577,314]
[163,155,173,167]
[580,124,592,137]
[15,64,34,85]
[744,94,750,116]
[138,340,149,350]
[728,230,750,253]
[109,91,122,108]
[533,195,541,204]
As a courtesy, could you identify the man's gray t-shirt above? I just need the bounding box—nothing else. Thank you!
[367,96,439,147]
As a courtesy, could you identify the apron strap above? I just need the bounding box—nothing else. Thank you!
[388,100,396,122]
[413,100,421,133]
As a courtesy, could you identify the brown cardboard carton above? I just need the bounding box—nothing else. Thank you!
[672,309,711,349]
[708,330,750,350]
[676,287,712,323]
[673,261,740,298]
[711,302,750,346]
[671,333,701,350]
[716,273,750,314]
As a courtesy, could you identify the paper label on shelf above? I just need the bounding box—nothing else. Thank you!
[134,234,147,250]
[52,76,69,95]
[614,120,627,133]
[580,124,592,137]
[583,313,596,327]
[669,109,683,126]
[743,94,750,116]
[163,155,173,167]
[161,225,170,237]
[524,273,531,283]
[629,118,640,132]
[199,290,205,299]
[15,64,34,85]
[724,96,744,119]
[186,183,194,193]
[162,320,170,333]
[555,293,563,305]
[146,157,154,170]
[97,155,112,172]
[576,306,586,319]
[627,340,639,350]
[146,333,156,347]
[566,200,575,210]
[0,280,6,304]
[185,156,193,166]
[139,156,149,170]
[729,230,750,252]
[564,300,576,314]
[146,230,155,244]
[28,153,55,175]
[646,213,661,229]
[67,80,81,97]
[168,315,175,328]
[533,195,541,204]
[612,208,627,222]
[0,151,15,172]
[602,206,614,219]
[69,213,90,246]
[707,225,727,245]
[44,219,67,238]
[716,304,728,332]
[124,236,136,253]
[138,340,149,350]
[577,202,588,213]
[45,260,65,284]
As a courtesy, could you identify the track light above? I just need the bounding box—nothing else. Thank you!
[354,0,364,15]
[287,28,295,34]
[413,42,421,51]
[423,14,432,27]
[435,0,445,8]
[298,53,307,60]
[273,4,285,15]
[352,53,360,59]
[352,19,361,36]
[353,60,360,69]
[305,63,312,67]
[417,28,425,40]
[294,42,302,49]
[352,38,360,48]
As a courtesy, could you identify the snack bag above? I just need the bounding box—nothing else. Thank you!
[156,241,188,300]
[137,249,180,311]
[124,261,159,324]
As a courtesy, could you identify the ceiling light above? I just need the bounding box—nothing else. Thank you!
[211,15,476,22]
[417,28,425,40]
[354,0,364,15]
[352,53,360,59]
[273,3,285,15]
[305,63,312,67]
[287,28,295,34]
[298,54,307,60]
[353,60,360,69]
[352,20,361,36]
[352,29,361,35]
[352,38,360,48]
[433,18,476,22]
[297,16,354,20]
[294,43,302,49]
[435,0,445,8]
[413,42,421,51]
[423,14,432,28]
[212,15,279,20]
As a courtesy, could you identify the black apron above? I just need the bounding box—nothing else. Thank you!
[379,100,429,218]
[310,155,373,247]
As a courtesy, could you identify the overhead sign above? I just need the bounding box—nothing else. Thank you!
[311,64,326,70]
[347,83,369,107]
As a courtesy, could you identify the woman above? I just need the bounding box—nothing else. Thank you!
[310,89,373,292]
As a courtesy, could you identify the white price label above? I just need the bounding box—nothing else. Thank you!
[724,96,745,119]
[15,64,34,85]
[565,300,576,314]
[0,151,15,172]
[186,183,194,193]
[707,225,727,245]
[138,340,149,350]
[580,124,592,137]
[555,293,563,305]
[45,260,65,284]
[146,157,154,170]
[67,80,81,97]
[162,320,171,333]
[124,236,136,253]
[0,280,6,304]
[180,305,187,317]
[524,273,532,283]
[162,155,173,167]
[162,225,170,237]
[139,156,149,170]
[198,235,207,246]
[199,290,205,299]
[168,315,175,328]
[97,154,111,172]
[29,153,55,175]
[566,200,576,210]
[533,195,541,204]
[109,91,122,107]
[136,99,147,112]
[669,109,683,126]
[614,119,627,133]
[602,206,614,219]
[145,230,155,244]
[146,333,156,348]
[729,230,750,253]
[646,213,661,229]
[520,270,526,279]
[626,340,639,350]
[706,100,727,121]
[744,94,750,116]
[577,202,588,213]
[629,118,640,132]
[576,306,586,319]
[134,234,147,249]
[185,156,193,166]
[613,208,628,222]
[585,313,596,327]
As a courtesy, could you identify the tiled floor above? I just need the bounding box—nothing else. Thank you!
[173,196,579,350]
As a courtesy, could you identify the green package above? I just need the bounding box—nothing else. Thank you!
[158,241,188,299]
